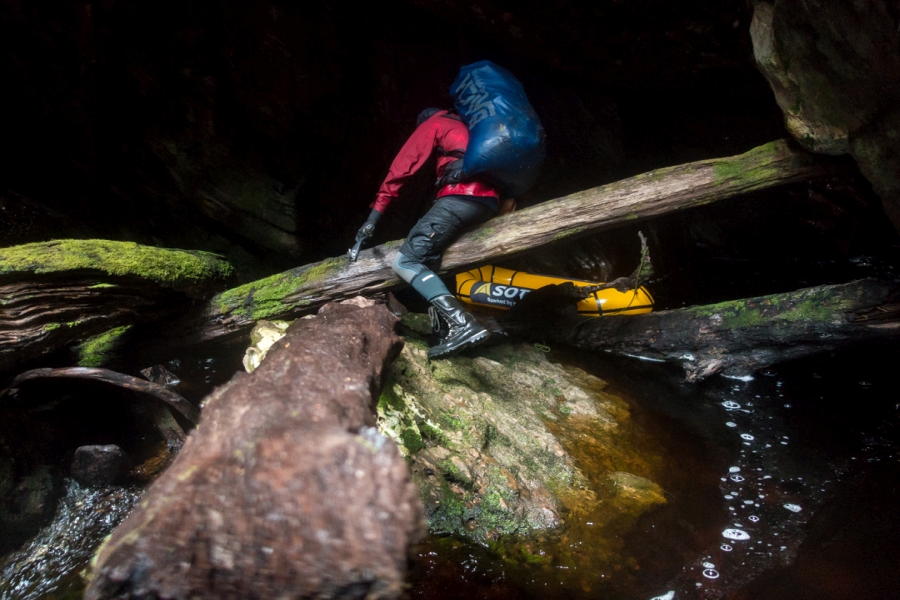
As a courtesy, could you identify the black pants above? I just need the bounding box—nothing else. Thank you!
[393,195,497,300]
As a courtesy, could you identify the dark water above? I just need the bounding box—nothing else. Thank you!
[404,340,900,600]
[2,278,899,598]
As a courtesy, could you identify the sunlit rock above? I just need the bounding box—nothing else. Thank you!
[376,313,667,546]
[241,319,291,372]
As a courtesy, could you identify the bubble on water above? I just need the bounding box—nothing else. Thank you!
[744,500,754,505]
[729,466,741,473]
[649,592,675,600]
[741,433,755,441]
[702,561,716,569]
[721,544,733,552]
[784,503,802,513]
[724,495,733,500]
[784,404,792,408]
[726,421,738,428]
[722,401,741,410]
[749,515,759,522]
[730,474,745,482]
[723,529,751,540]
[702,569,720,579]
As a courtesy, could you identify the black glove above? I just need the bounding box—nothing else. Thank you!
[348,209,382,261]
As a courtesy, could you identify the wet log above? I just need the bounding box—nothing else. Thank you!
[86,300,424,600]
[0,240,233,374]
[182,139,845,346]
[535,278,900,381]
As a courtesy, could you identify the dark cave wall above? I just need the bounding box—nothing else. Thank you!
[2,0,787,278]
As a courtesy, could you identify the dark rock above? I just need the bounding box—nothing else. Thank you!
[751,0,900,231]
[0,462,61,554]
[71,445,128,487]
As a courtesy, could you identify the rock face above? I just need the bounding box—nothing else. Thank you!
[750,1,900,230]
[377,314,667,544]
[86,301,423,600]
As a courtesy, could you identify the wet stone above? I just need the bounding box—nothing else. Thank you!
[70,445,128,487]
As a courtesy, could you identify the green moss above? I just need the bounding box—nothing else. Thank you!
[420,421,446,443]
[520,547,551,565]
[440,412,468,430]
[686,299,766,329]
[377,382,405,412]
[551,225,586,243]
[43,323,61,332]
[779,299,836,323]
[400,427,426,454]
[468,226,496,242]
[711,141,786,186]
[0,240,233,290]
[75,325,132,367]
[212,257,343,322]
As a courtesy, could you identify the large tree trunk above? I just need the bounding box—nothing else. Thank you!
[525,278,900,381]
[86,300,424,600]
[181,139,844,346]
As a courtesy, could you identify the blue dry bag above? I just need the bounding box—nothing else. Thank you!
[450,61,546,198]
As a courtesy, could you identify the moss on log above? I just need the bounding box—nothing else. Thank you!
[546,278,900,381]
[0,240,234,374]
[0,240,233,294]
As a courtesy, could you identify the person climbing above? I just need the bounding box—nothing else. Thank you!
[350,107,498,359]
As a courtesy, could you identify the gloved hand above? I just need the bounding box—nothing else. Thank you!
[348,209,382,261]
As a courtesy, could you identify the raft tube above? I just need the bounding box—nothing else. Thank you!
[455,265,654,316]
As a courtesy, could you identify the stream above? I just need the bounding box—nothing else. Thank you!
[2,335,897,599]
[1,246,899,599]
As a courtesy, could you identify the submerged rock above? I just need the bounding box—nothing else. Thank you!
[71,445,128,487]
[376,313,667,544]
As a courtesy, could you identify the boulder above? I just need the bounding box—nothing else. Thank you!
[71,445,129,487]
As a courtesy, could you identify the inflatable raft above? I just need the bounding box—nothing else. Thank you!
[455,265,653,316]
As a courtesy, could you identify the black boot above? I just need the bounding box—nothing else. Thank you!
[427,295,490,359]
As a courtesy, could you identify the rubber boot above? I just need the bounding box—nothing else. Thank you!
[427,295,490,359]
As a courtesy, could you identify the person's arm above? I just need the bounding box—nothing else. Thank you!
[372,120,440,213]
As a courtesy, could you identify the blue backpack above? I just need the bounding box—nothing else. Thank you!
[449,61,546,198]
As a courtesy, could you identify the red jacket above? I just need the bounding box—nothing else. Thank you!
[372,110,498,214]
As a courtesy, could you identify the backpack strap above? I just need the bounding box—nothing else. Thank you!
[435,157,465,188]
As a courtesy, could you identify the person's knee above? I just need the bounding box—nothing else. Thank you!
[392,252,423,284]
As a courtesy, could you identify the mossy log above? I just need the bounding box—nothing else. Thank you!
[0,240,233,374]
[535,278,900,381]
[183,139,844,345]
[86,300,423,600]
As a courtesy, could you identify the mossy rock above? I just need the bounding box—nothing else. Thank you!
[376,322,668,553]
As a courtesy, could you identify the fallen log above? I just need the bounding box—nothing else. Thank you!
[86,300,424,600]
[183,139,844,346]
[528,278,900,381]
[0,240,233,374]
[0,367,200,424]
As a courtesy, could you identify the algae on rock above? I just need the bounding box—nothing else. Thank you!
[376,313,668,548]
